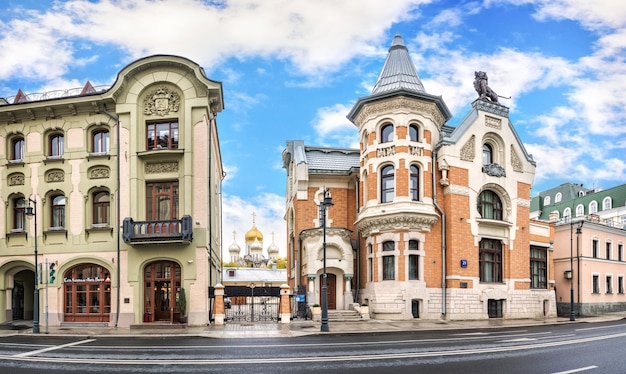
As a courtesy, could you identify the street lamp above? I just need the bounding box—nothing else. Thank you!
[569,219,584,322]
[320,188,333,332]
[25,197,40,334]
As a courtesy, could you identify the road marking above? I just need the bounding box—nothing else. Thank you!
[2,333,625,366]
[552,366,598,374]
[576,324,626,331]
[499,338,537,342]
[12,339,95,358]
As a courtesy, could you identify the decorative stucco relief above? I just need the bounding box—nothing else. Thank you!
[8,173,25,186]
[510,146,523,172]
[145,161,179,174]
[356,214,438,236]
[89,167,110,179]
[443,184,470,196]
[460,135,475,161]
[143,85,181,116]
[485,115,502,129]
[353,97,446,128]
[46,170,64,183]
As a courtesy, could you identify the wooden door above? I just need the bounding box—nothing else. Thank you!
[320,274,337,310]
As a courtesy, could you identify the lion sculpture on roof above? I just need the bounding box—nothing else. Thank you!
[473,71,499,103]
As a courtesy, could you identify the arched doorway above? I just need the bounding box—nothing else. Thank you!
[143,260,181,323]
[63,264,112,322]
[319,274,336,310]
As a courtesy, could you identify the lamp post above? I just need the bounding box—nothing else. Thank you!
[320,188,333,332]
[569,219,584,322]
[25,197,40,334]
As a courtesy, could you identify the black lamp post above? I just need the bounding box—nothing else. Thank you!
[25,197,40,334]
[320,188,333,332]
[569,219,584,322]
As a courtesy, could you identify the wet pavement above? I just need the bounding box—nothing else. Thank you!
[2,312,625,339]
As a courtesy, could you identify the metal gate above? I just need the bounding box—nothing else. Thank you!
[224,286,280,322]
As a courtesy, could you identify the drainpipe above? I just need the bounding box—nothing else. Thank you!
[354,176,360,302]
[102,104,121,327]
[432,146,446,318]
[208,114,214,321]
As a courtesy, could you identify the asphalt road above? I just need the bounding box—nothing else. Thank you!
[1,321,625,373]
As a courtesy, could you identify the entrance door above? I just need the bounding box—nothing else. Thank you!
[320,274,337,310]
[144,261,181,323]
[154,281,172,321]
[12,281,24,320]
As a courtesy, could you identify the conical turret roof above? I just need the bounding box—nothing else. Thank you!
[371,33,426,95]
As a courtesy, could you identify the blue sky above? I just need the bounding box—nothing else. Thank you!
[1,0,625,259]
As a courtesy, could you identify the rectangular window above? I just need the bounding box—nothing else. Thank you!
[606,275,613,294]
[619,276,624,294]
[92,130,110,154]
[619,244,623,262]
[382,256,395,280]
[147,121,179,150]
[480,239,502,282]
[606,242,611,260]
[408,240,418,251]
[368,258,373,282]
[592,239,599,258]
[408,254,419,280]
[13,198,26,231]
[49,134,64,157]
[530,246,547,289]
[593,275,600,294]
[382,240,395,280]
[11,138,24,161]
[146,182,179,220]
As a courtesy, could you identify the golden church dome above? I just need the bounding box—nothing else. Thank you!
[245,225,263,242]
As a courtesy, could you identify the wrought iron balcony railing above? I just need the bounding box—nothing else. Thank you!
[122,215,192,244]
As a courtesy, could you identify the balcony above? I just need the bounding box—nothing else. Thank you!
[123,215,192,244]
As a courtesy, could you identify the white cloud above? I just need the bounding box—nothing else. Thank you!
[311,103,354,138]
[221,192,286,261]
[0,0,432,87]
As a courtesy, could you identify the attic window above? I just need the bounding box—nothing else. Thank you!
[228,269,235,277]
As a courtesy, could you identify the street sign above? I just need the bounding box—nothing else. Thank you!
[460,259,468,268]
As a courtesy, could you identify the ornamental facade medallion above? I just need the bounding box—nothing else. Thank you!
[144,85,181,116]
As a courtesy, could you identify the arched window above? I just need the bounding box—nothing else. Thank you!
[410,165,420,201]
[482,144,493,165]
[380,165,394,203]
[380,123,394,143]
[589,201,598,214]
[13,197,26,231]
[11,137,24,161]
[576,204,584,217]
[49,133,64,157]
[51,195,66,228]
[93,191,110,226]
[603,197,612,210]
[544,196,551,206]
[64,264,111,322]
[409,124,419,142]
[361,131,368,153]
[477,190,503,220]
[555,192,562,203]
[92,129,110,154]
[563,207,572,221]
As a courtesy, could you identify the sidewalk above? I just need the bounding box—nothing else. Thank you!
[2,312,625,339]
